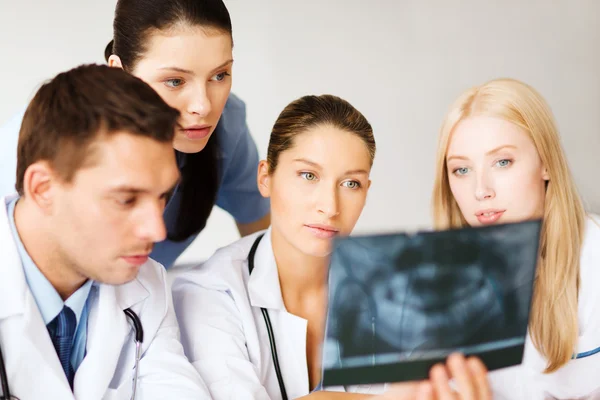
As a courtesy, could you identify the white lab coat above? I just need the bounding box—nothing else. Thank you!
[489,214,600,399]
[0,195,211,400]
[172,229,386,399]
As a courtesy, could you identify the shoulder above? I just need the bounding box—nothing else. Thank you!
[584,213,600,238]
[172,231,265,293]
[582,213,600,259]
[580,213,600,278]
[223,92,247,113]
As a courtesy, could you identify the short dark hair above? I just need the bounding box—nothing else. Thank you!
[16,63,180,195]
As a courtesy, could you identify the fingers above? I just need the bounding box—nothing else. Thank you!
[430,361,458,400]
[447,353,477,399]
[466,356,492,400]
[430,353,492,400]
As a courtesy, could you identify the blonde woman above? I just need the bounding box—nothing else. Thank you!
[431,77,600,399]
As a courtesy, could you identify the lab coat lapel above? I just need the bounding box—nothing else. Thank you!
[74,276,149,400]
[247,229,312,397]
[0,196,74,398]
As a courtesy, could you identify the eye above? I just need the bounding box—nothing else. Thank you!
[211,72,231,82]
[116,197,136,207]
[300,172,317,181]
[452,167,470,176]
[342,180,361,189]
[496,159,512,168]
[164,78,184,88]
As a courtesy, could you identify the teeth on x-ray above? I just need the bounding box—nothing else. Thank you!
[322,220,542,386]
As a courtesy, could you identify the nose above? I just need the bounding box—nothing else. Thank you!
[186,83,212,118]
[474,170,495,201]
[137,202,167,243]
[316,183,340,218]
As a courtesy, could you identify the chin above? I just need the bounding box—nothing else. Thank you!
[299,239,333,259]
[98,267,141,286]
[173,137,210,154]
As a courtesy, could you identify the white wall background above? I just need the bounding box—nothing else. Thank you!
[1,0,598,265]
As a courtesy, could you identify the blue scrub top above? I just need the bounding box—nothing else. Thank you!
[0,93,270,268]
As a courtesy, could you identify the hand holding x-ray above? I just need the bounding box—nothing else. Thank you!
[380,353,492,400]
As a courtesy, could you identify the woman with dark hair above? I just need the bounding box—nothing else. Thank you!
[0,0,271,268]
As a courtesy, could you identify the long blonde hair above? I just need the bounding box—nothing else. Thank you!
[431,78,586,372]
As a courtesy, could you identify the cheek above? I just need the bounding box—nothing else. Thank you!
[270,182,304,218]
[448,178,471,208]
[503,169,547,216]
[338,191,367,230]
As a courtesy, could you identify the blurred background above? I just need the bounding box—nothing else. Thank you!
[1,0,598,265]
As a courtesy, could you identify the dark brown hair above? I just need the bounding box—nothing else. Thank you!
[267,94,376,173]
[104,0,233,241]
[104,0,232,71]
[16,63,180,195]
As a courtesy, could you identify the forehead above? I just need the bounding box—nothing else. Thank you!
[75,132,179,190]
[448,116,533,154]
[139,26,232,71]
[280,125,372,166]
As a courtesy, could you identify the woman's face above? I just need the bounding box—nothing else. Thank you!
[259,125,372,258]
[125,26,233,154]
[445,116,549,227]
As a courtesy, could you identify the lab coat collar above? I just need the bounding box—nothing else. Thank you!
[247,228,287,311]
[74,271,149,399]
[0,194,28,320]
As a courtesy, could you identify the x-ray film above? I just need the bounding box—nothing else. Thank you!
[322,220,542,386]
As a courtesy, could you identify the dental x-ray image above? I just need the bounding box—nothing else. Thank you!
[322,220,542,386]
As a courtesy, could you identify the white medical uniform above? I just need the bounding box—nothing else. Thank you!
[172,229,386,399]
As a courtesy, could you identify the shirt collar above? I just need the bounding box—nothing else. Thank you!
[7,197,92,325]
[247,228,286,311]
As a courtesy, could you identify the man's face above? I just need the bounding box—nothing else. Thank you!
[49,131,179,284]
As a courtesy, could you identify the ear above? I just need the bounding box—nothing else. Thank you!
[108,55,124,69]
[542,166,550,181]
[367,179,372,190]
[257,160,271,198]
[21,161,58,215]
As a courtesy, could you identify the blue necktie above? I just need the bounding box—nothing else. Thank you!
[47,305,77,388]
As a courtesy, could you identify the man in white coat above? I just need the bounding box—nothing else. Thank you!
[0,64,210,399]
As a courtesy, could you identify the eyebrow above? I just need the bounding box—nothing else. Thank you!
[109,182,178,196]
[293,158,369,175]
[159,59,234,76]
[447,145,517,162]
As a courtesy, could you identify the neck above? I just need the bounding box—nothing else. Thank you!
[14,198,87,300]
[270,228,329,308]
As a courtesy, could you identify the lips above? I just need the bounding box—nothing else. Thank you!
[305,224,340,239]
[475,209,505,225]
[180,124,212,140]
[121,254,150,266]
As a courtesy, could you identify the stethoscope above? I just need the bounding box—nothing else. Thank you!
[248,234,289,400]
[247,234,377,400]
[0,308,143,400]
